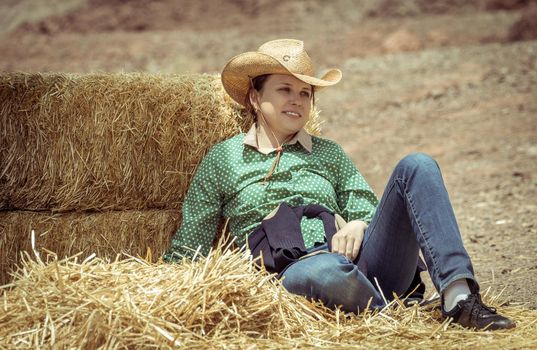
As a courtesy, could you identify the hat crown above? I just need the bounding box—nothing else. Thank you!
[221,38,341,107]
[257,39,315,76]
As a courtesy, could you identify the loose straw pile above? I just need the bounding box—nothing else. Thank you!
[1,243,535,349]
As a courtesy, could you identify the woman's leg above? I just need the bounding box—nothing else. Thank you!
[356,152,478,297]
[282,153,513,329]
[356,153,514,329]
[281,152,476,313]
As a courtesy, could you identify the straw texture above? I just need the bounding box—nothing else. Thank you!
[1,245,536,349]
[0,72,322,212]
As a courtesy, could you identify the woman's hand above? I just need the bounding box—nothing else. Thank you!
[331,220,368,261]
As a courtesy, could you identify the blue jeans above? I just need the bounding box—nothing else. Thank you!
[280,153,478,313]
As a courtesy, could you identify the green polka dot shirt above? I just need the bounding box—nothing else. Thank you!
[164,126,379,262]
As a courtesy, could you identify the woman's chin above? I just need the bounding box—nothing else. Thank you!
[278,118,306,131]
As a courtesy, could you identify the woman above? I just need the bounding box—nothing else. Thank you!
[164,39,514,330]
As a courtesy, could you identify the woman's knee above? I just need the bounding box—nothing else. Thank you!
[282,254,354,291]
[396,152,439,174]
[281,253,382,311]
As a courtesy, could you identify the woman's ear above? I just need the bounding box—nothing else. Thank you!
[249,89,260,111]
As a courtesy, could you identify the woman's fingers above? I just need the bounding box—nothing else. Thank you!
[345,237,355,260]
[331,234,357,260]
[352,237,361,261]
[331,220,367,260]
[331,235,343,255]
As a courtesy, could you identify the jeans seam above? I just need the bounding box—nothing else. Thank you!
[362,179,397,248]
[396,176,442,285]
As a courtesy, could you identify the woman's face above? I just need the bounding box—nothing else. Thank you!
[250,74,313,138]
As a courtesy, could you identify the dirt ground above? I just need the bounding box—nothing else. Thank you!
[1,0,536,308]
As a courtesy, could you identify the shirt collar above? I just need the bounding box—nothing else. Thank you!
[243,123,313,154]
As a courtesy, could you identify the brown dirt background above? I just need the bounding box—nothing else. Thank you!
[1,0,536,308]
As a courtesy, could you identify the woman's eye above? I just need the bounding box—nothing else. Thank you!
[278,87,310,98]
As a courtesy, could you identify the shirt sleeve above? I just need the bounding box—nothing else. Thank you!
[334,143,379,223]
[163,148,222,262]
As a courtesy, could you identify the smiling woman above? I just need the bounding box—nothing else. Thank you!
[163,39,515,331]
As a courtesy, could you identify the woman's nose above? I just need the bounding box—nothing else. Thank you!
[289,92,302,106]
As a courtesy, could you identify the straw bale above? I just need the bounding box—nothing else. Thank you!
[1,246,536,349]
[0,72,322,212]
[0,209,180,286]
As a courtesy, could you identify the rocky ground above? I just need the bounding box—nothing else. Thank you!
[1,0,536,308]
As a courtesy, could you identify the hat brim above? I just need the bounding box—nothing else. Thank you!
[221,51,342,107]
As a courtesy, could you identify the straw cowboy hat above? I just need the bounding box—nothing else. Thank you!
[221,39,342,106]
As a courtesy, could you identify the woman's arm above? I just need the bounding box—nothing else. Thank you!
[331,144,378,260]
[334,143,378,223]
[163,149,223,262]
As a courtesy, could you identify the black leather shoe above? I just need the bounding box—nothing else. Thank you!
[442,294,516,330]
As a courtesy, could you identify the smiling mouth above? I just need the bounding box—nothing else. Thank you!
[283,111,302,118]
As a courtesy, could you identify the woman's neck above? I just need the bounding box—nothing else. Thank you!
[256,121,294,150]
